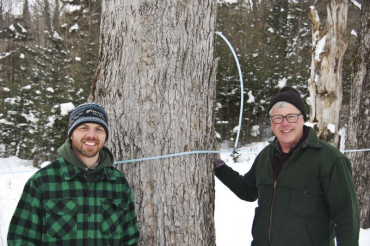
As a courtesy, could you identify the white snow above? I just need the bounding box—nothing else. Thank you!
[247,91,255,103]
[69,23,79,33]
[65,3,82,14]
[351,0,362,10]
[278,77,287,88]
[8,24,15,32]
[310,6,320,23]
[327,123,336,133]
[60,102,75,116]
[22,112,38,124]
[1,143,369,245]
[250,125,260,137]
[46,87,54,93]
[0,157,36,244]
[22,85,31,90]
[46,115,56,127]
[53,31,63,40]
[315,35,327,62]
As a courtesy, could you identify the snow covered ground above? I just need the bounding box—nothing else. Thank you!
[1,143,369,245]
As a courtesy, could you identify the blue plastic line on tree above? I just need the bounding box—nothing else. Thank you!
[215,31,244,153]
[0,150,370,175]
[113,150,243,165]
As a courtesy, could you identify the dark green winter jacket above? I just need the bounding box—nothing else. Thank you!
[215,127,359,246]
[8,139,140,246]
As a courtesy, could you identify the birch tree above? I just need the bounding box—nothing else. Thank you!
[308,0,348,147]
[346,1,370,229]
[91,1,217,245]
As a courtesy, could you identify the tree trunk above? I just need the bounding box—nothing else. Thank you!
[43,0,52,33]
[91,0,217,245]
[346,1,370,229]
[308,0,348,147]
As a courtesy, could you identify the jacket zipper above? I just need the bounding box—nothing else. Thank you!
[267,146,302,246]
[268,179,278,246]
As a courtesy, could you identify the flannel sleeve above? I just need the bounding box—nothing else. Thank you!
[7,174,42,246]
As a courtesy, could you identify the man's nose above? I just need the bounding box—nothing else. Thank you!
[86,128,98,137]
[281,117,290,125]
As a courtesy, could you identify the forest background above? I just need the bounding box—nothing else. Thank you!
[1,0,369,244]
[0,1,362,165]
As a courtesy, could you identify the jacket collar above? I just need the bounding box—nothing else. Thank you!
[301,126,322,150]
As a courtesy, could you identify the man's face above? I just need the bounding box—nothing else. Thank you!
[70,123,106,160]
[269,103,304,153]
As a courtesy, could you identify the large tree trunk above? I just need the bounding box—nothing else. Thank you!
[91,0,217,245]
[308,0,348,147]
[346,1,370,229]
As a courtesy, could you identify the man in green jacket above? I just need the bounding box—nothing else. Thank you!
[214,87,359,246]
[8,102,140,245]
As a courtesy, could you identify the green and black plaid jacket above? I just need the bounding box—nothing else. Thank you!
[8,139,140,245]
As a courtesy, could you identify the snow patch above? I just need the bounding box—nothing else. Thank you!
[327,123,336,133]
[247,91,255,103]
[315,35,326,62]
[60,102,75,116]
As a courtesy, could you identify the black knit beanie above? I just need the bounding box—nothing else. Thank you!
[68,102,109,141]
[267,86,307,121]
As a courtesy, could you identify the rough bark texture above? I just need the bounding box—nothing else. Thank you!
[308,0,348,147]
[91,0,217,245]
[346,0,370,229]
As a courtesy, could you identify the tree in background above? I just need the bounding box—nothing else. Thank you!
[346,0,370,229]
[0,0,101,164]
[92,0,217,244]
[0,1,38,158]
[308,0,348,147]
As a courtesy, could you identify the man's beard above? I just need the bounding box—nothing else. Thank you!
[72,139,100,158]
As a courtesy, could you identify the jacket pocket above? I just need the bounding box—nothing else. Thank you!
[289,189,318,216]
[44,198,77,238]
[101,199,128,235]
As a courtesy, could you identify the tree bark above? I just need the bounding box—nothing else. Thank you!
[91,0,217,245]
[346,0,370,229]
[308,0,348,147]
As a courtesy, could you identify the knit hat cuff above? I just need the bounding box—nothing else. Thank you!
[67,103,109,140]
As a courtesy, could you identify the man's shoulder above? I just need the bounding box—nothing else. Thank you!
[24,159,62,187]
[305,127,346,158]
[37,159,64,173]
[314,137,346,159]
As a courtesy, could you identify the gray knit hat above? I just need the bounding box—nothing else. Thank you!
[268,86,307,121]
[68,102,109,140]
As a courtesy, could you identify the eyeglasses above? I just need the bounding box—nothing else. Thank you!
[269,113,302,124]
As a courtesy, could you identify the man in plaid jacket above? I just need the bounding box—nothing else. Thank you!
[8,102,140,245]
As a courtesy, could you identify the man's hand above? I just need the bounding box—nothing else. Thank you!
[213,138,225,169]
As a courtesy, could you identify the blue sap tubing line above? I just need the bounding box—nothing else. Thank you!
[1,149,370,175]
[215,31,244,152]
